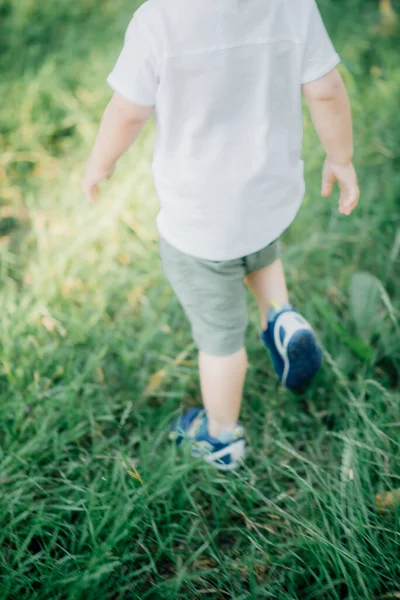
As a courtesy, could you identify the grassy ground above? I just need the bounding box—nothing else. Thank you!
[0,1,399,598]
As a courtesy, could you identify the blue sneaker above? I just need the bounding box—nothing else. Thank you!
[261,304,322,391]
[169,407,246,471]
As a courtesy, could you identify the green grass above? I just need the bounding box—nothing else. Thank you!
[0,1,399,598]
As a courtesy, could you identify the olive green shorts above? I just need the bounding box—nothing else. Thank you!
[159,236,280,356]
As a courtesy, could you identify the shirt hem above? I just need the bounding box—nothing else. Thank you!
[156,188,304,261]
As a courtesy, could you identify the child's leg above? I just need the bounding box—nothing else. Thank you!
[246,254,322,391]
[199,348,247,438]
[159,235,249,443]
[245,258,289,328]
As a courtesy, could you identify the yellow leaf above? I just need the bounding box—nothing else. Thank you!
[97,367,105,384]
[2,362,11,376]
[117,253,131,265]
[41,316,56,333]
[173,344,195,366]
[0,236,11,247]
[379,0,397,33]
[39,307,67,337]
[41,316,67,337]
[380,0,397,24]
[144,344,195,395]
[121,456,144,485]
[145,368,167,394]
[24,273,33,286]
[53,365,64,379]
[376,488,400,511]
[61,278,83,296]
[127,470,144,485]
[370,66,382,78]
[128,286,144,308]
[0,187,23,204]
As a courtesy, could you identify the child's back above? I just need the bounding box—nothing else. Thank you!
[84,0,359,471]
[108,0,339,260]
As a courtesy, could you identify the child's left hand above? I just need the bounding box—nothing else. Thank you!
[81,93,153,203]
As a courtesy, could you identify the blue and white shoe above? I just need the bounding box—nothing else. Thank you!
[169,407,246,471]
[261,304,322,392]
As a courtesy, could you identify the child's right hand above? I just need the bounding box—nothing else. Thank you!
[321,158,360,217]
[82,162,115,203]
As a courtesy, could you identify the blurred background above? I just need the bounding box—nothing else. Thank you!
[1,1,399,598]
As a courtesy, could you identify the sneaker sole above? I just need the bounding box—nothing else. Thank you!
[201,439,246,471]
[285,329,323,391]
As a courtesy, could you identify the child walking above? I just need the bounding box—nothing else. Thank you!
[83,0,359,470]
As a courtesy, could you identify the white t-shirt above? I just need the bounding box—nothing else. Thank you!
[107,0,340,261]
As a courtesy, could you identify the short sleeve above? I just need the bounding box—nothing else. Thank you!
[107,13,159,106]
[301,1,340,84]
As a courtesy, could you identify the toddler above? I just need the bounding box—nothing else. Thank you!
[83,0,359,470]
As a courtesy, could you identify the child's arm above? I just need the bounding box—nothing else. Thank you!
[302,68,359,216]
[82,93,153,202]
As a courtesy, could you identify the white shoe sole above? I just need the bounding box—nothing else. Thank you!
[273,312,314,387]
[202,439,246,471]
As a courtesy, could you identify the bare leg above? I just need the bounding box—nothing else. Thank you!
[199,348,247,438]
[197,259,287,438]
[245,258,289,329]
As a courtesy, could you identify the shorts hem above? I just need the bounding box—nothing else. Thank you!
[195,338,246,357]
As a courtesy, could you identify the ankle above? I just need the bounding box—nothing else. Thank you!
[264,302,292,327]
[207,417,237,439]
